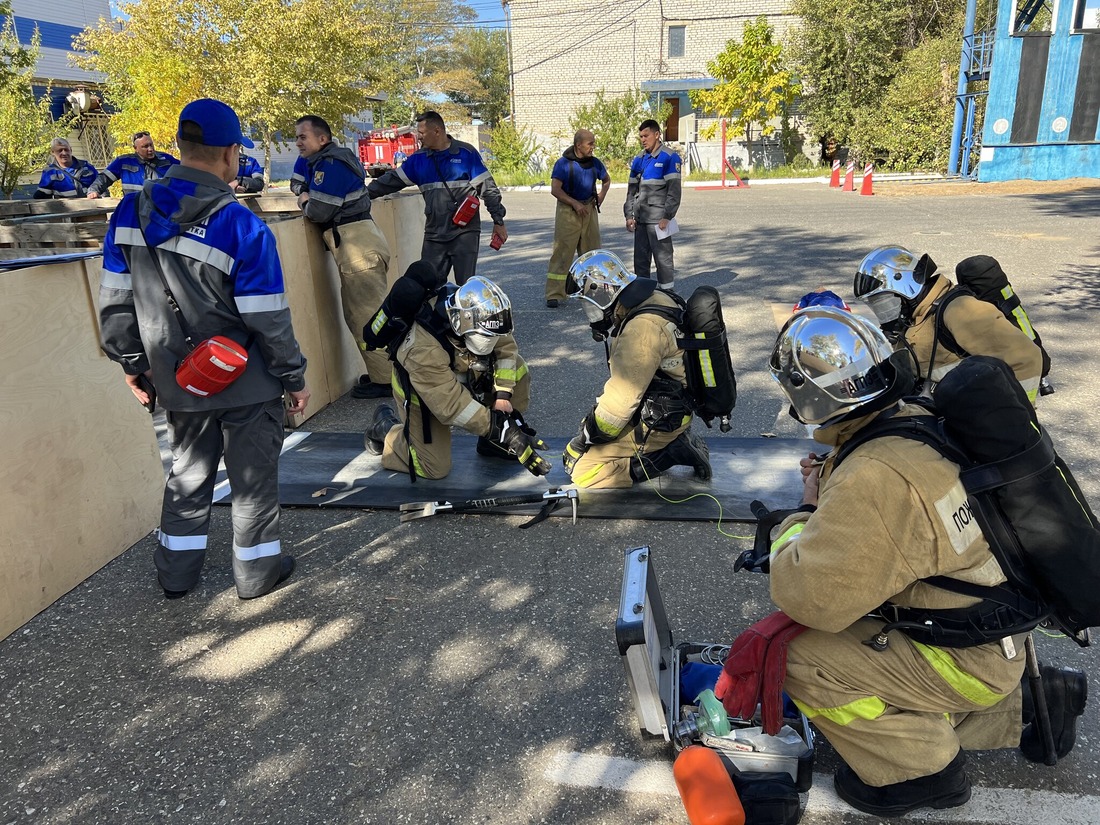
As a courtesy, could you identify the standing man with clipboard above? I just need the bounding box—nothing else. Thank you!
[624,119,682,290]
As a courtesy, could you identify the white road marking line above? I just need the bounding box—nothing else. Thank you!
[544,751,1100,824]
[211,431,311,503]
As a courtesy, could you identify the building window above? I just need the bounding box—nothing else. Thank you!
[668,25,686,58]
[1013,0,1053,33]
[1075,0,1100,29]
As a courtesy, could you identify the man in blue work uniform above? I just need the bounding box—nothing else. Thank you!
[289,155,308,196]
[234,152,265,193]
[367,110,506,286]
[87,131,179,198]
[98,98,308,601]
[34,138,97,198]
[545,128,611,307]
[624,119,682,289]
[296,114,393,398]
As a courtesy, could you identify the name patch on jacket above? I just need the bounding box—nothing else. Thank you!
[935,482,982,555]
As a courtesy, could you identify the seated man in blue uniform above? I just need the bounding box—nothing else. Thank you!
[233,152,265,193]
[34,138,97,198]
[87,131,179,198]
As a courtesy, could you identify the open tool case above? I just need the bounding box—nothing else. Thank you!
[616,544,815,791]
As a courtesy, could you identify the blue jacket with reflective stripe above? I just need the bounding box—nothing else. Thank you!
[35,157,98,198]
[99,165,306,412]
[289,155,308,196]
[624,144,682,224]
[90,151,180,195]
[236,154,265,193]
[301,143,372,227]
[367,139,505,242]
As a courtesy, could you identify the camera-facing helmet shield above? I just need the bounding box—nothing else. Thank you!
[568,249,635,310]
[770,307,895,425]
[854,246,926,303]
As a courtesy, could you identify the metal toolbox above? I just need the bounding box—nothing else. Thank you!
[615,544,815,791]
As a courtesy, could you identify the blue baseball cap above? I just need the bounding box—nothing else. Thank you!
[177,98,254,148]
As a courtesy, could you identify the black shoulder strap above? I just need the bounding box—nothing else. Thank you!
[833,410,963,470]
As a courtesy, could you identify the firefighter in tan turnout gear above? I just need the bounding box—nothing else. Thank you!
[562,250,710,488]
[763,307,1084,817]
[853,246,1042,402]
[364,273,550,480]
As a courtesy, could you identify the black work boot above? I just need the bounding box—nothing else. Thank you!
[834,750,971,817]
[364,404,399,455]
[630,431,711,482]
[1021,665,1088,762]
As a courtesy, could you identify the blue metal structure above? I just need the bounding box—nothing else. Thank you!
[949,0,996,177]
[977,0,1100,180]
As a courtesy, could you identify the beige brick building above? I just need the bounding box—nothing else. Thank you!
[504,0,798,165]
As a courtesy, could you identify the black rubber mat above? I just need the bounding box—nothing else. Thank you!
[213,432,811,523]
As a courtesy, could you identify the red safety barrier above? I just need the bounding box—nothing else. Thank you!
[842,160,855,192]
[829,159,841,188]
[860,163,874,196]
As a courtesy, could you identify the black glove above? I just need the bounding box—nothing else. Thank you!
[563,435,587,475]
[488,410,551,476]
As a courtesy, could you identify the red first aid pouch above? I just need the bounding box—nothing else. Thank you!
[176,336,249,397]
[452,194,480,226]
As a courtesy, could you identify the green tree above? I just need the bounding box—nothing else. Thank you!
[689,17,800,167]
[442,28,510,126]
[485,120,539,177]
[788,0,959,154]
[73,0,389,179]
[0,0,35,95]
[0,23,57,196]
[569,89,671,171]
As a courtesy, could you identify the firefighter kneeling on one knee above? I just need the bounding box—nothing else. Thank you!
[562,250,710,488]
[752,306,1085,818]
[364,265,550,480]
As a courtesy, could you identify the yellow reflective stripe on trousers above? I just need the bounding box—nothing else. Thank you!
[409,446,427,478]
[911,642,1008,707]
[548,272,568,281]
[791,695,887,726]
[391,376,420,406]
[695,332,717,387]
[770,522,804,554]
[574,463,605,486]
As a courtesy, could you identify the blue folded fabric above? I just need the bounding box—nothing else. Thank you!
[681,661,722,702]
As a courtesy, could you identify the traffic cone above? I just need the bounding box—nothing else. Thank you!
[829,159,841,188]
[842,160,855,192]
[860,163,874,196]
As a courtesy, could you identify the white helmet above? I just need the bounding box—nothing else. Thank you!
[568,250,635,325]
[770,307,913,425]
[444,276,512,355]
[853,246,937,326]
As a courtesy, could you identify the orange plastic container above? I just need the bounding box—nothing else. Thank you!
[673,745,745,825]
[175,336,248,397]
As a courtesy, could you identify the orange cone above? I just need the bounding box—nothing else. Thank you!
[829,159,841,188]
[842,160,855,192]
[860,163,874,196]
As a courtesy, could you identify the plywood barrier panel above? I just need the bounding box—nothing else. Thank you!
[0,261,163,641]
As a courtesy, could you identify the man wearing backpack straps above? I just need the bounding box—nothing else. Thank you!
[296,114,393,400]
[755,307,1084,817]
[545,129,611,307]
[562,250,710,488]
[853,246,1042,402]
[363,270,550,480]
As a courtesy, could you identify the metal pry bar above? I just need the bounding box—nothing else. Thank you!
[399,487,578,524]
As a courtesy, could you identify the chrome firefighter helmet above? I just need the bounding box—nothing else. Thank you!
[568,250,635,326]
[444,276,513,355]
[770,306,914,425]
[853,245,938,327]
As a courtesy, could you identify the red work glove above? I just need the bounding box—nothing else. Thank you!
[761,622,809,735]
[714,611,802,721]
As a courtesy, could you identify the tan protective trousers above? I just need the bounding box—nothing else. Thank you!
[784,618,1024,787]
[567,420,687,489]
[382,367,531,480]
[322,219,393,386]
[546,200,601,301]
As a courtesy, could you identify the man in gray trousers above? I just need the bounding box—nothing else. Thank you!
[624,119,682,289]
[99,98,309,600]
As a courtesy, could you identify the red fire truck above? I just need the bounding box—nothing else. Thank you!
[357,126,419,177]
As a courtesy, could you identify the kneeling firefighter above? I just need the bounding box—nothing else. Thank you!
[747,306,1084,818]
[364,265,551,480]
[853,246,1042,402]
[563,250,710,488]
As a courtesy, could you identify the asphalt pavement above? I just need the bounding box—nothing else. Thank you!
[2,178,1100,825]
